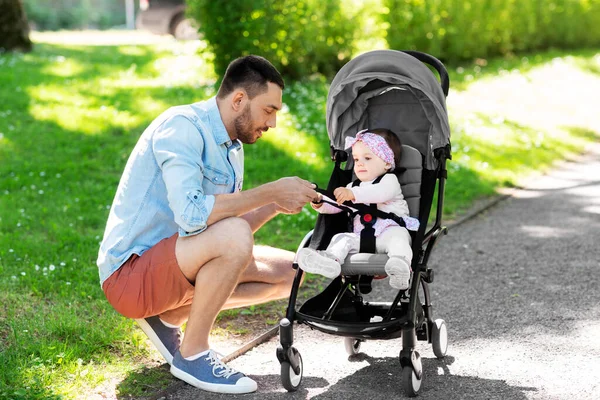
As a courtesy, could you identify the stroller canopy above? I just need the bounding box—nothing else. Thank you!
[326,50,451,170]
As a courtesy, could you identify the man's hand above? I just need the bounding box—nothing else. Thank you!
[311,193,323,209]
[333,187,355,204]
[272,177,318,215]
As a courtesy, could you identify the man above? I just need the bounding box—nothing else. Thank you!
[97,55,318,394]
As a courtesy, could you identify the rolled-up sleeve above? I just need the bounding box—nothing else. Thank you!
[152,116,215,236]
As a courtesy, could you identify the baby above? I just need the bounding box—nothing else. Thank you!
[297,128,418,290]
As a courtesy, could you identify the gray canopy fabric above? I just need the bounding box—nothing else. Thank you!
[326,50,451,170]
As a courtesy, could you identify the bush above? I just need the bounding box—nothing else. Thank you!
[23,0,125,31]
[383,0,600,61]
[187,0,356,80]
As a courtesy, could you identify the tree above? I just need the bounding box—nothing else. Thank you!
[0,0,33,52]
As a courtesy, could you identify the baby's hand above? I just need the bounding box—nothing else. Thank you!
[333,187,355,204]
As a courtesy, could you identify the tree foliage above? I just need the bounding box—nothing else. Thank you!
[187,0,356,80]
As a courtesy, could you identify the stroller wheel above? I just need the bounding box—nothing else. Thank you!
[402,357,423,397]
[402,365,423,397]
[401,350,422,397]
[281,349,303,391]
[431,319,448,358]
[344,337,362,355]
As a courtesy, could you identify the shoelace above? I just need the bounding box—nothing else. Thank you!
[205,350,238,379]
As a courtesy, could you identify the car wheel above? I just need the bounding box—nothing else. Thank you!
[171,14,198,40]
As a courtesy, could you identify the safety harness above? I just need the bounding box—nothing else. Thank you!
[314,172,410,254]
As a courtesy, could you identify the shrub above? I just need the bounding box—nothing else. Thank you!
[23,0,125,31]
[187,0,356,80]
[383,0,600,61]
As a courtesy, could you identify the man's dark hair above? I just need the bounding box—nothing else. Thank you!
[370,128,403,168]
[217,55,285,100]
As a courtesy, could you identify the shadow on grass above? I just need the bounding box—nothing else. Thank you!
[115,364,177,399]
[0,41,332,398]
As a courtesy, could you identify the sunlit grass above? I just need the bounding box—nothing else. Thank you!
[0,30,598,399]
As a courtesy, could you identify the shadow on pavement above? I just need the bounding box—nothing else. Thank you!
[162,354,537,400]
[309,354,536,400]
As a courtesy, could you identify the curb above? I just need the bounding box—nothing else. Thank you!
[222,325,279,363]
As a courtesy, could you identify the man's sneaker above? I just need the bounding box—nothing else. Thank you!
[135,316,182,365]
[170,349,257,394]
[385,256,411,290]
[296,248,341,279]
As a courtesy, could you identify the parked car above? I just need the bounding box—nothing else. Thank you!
[136,0,198,40]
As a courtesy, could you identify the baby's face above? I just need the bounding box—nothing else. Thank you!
[352,141,390,182]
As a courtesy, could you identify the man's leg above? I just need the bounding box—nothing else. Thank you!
[159,244,301,322]
[166,217,301,394]
[173,217,255,357]
[223,244,300,309]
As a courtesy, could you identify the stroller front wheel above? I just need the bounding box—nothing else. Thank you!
[431,319,448,358]
[401,350,423,397]
[281,350,303,391]
[401,364,422,397]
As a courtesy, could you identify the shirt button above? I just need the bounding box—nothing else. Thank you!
[194,195,198,199]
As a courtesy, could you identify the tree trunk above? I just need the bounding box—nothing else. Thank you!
[0,0,33,52]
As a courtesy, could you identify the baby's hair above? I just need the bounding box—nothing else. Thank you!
[368,128,402,169]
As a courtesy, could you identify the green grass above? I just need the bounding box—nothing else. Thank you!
[0,31,598,398]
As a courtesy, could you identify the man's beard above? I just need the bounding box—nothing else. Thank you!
[234,103,257,144]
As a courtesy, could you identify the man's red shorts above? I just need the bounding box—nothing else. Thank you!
[102,234,195,319]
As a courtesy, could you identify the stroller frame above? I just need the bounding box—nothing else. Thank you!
[276,50,451,397]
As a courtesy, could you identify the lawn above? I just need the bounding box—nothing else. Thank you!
[0,31,598,399]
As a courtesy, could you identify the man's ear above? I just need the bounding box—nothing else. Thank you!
[231,90,246,112]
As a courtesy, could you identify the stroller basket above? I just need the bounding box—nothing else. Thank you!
[297,277,410,340]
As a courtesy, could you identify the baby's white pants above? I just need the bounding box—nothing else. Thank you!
[326,226,413,265]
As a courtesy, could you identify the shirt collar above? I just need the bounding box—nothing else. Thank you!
[205,96,235,147]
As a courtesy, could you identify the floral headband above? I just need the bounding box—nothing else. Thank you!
[344,129,395,170]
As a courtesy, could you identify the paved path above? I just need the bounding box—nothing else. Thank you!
[164,145,600,400]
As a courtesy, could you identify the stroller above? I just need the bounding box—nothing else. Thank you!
[276,49,452,397]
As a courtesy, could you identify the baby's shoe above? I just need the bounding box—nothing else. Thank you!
[296,248,341,279]
[385,256,411,290]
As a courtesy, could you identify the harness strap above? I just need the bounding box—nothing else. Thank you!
[315,172,410,254]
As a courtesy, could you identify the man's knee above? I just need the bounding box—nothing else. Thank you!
[216,217,254,264]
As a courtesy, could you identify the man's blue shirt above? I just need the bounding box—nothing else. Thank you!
[97,97,244,285]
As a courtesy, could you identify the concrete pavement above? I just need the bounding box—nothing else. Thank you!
[161,144,600,400]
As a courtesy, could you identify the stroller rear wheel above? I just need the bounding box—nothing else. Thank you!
[431,319,448,358]
[281,349,303,391]
[344,337,363,355]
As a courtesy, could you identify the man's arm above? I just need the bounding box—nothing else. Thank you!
[153,116,317,235]
[207,177,317,229]
[239,203,279,233]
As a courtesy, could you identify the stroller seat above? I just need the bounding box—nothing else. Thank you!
[339,144,423,276]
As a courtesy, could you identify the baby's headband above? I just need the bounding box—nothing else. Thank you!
[344,129,395,170]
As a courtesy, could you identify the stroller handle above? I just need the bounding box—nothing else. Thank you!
[402,50,450,97]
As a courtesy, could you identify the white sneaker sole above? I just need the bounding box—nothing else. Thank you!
[135,318,174,365]
[170,364,257,394]
[385,259,411,290]
[297,248,341,279]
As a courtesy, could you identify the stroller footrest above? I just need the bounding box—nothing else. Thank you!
[341,253,388,275]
